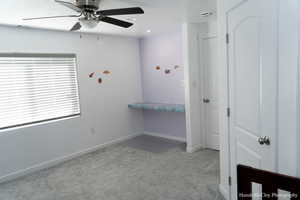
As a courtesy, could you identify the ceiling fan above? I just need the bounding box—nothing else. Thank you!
[23,0,144,31]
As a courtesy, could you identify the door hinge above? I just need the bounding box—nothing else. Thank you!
[229,176,232,186]
[227,108,231,117]
[203,98,210,103]
[226,33,229,44]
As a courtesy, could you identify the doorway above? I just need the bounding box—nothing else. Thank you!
[202,36,220,151]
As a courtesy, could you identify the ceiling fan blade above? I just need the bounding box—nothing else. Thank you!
[70,22,82,31]
[97,7,144,16]
[55,0,82,13]
[100,17,133,28]
[23,14,79,20]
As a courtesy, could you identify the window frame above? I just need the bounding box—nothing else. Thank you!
[0,53,81,130]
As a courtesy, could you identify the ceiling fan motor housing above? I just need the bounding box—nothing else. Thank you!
[76,0,101,10]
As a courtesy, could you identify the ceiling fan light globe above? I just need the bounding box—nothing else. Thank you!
[79,19,99,29]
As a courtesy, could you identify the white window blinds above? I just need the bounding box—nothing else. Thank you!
[0,53,81,130]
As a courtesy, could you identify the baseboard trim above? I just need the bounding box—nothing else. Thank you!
[186,144,204,153]
[219,184,230,200]
[0,133,142,184]
[143,132,186,142]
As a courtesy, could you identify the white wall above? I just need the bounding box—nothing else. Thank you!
[183,23,205,152]
[277,0,299,177]
[0,25,144,182]
[207,21,218,37]
[297,0,300,178]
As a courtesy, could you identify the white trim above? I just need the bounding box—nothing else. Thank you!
[182,23,193,152]
[202,35,218,40]
[217,0,232,198]
[143,132,186,143]
[186,144,204,153]
[0,133,142,184]
[0,115,79,133]
[219,184,230,200]
[198,34,207,150]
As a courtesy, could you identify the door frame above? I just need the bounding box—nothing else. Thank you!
[183,23,219,153]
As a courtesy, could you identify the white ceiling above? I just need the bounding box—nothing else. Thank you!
[0,0,216,37]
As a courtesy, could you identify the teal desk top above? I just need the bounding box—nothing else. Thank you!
[128,103,185,113]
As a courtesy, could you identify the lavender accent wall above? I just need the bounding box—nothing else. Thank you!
[143,111,186,139]
[140,29,186,140]
[140,30,185,104]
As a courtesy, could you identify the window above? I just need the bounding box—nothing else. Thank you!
[0,53,81,130]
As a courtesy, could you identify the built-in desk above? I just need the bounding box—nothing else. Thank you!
[128,103,185,113]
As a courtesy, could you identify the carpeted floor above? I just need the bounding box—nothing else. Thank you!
[0,135,223,200]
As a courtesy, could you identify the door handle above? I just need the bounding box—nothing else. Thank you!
[203,99,210,103]
[258,136,271,146]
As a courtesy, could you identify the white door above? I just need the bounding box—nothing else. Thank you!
[227,0,278,199]
[203,37,219,150]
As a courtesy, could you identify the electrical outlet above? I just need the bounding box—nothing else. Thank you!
[90,128,96,134]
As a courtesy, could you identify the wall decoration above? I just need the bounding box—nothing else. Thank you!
[103,70,111,74]
[165,69,171,74]
[89,70,111,85]
[89,72,95,78]
[154,65,180,75]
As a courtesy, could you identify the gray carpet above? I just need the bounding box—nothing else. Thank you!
[121,135,185,153]
[0,135,223,200]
